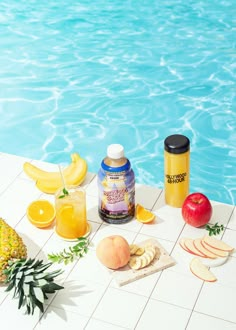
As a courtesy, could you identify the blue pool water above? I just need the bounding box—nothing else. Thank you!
[0,1,235,205]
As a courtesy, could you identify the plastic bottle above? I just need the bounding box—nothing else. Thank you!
[98,144,135,224]
[164,134,190,208]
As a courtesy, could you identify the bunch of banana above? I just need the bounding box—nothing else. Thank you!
[128,244,159,270]
[23,153,88,194]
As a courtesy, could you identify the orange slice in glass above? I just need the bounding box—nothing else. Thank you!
[27,200,55,228]
[135,204,156,223]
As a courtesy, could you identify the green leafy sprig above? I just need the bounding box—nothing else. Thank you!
[205,222,224,236]
[48,237,89,265]
[58,187,69,199]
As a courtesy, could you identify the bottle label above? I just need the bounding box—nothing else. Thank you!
[98,168,135,223]
[165,172,187,184]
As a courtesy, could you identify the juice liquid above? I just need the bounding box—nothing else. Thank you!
[55,186,87,240]
[164,150,190,207]
[164,135,190,208]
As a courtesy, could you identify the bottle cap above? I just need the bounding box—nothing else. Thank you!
[107,144,124,159]
[164,134,190,154]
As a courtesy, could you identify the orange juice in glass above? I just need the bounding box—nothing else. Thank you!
[55,185,89,240]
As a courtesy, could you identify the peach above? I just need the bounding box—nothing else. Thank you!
[96,235,130,270]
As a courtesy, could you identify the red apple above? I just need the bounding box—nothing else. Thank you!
[182,192,212,227]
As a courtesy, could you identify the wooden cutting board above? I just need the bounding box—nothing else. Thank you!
[112,238,176,286]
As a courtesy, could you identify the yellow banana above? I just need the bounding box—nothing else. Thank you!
[128,245,157,270]
[23,153,88,194]
[23,153,81,181]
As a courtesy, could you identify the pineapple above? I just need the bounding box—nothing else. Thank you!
[0,218,63,315]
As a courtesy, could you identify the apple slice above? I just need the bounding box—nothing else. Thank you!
[184,238,206,258]
[193,238,217,259]
[201,240,229,257]
[179,238,192,253]
[203,235,234,252]
[190,258,217,282]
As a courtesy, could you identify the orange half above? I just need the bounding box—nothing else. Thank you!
[135,204,156,223]
[27,200,55,228]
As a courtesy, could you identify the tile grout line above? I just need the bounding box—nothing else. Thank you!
[223,204,235,234]
[83,192,161,330]
[186,310,236,328]
[184,281,205,329]
[37,222,104,327]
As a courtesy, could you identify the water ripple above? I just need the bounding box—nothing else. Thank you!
[0,0,235,205]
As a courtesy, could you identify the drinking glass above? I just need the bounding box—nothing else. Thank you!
[55,185,89,240]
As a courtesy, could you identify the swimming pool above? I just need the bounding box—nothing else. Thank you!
[0,1,235,205]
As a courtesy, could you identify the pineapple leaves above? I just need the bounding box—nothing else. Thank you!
[33,287,45,304]
[4,258,63,315]
[48,237,90,265]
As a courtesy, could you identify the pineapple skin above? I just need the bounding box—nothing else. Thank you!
[0,218,27,282]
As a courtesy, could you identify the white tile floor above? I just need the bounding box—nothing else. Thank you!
[0,151,235,330]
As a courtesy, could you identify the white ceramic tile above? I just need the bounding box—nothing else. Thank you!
[136,299,191,330]
[87,220,101,240]
[0,292,8,305]
[66,249,113,286]
[152,189,165,210]
[85,318,127,330]
[15,215,54,258]
[152,269,202,309]
[227,207,236,230]
[0,178,41,227]
[81,172,96,189]
[50,279,107,317]
[0,153,29,193]
[86,194,102,223]
[91,224,138,248]
[36,233,84,282]
[86,176,98,197]
[35,305,89,330]
[39,192,55,203]
[195,282,236,323]
[0,153,235,330]
[39,231,83,256]
[135,184,162,209]
[209,201,234,226]
[140,204,185,241]
[222,228,236,257]
[179,223,211,240]
[93,287,148,329]
[187,311,236,330]
[0,294,41,329]
[0,282,9,295]
[107,218,143,233]
[210,256,236,287]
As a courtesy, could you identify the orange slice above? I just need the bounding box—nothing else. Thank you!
[27,200,55,228]
[135,204,155,223]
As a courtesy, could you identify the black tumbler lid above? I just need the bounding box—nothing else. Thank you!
[164,134,190,154]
